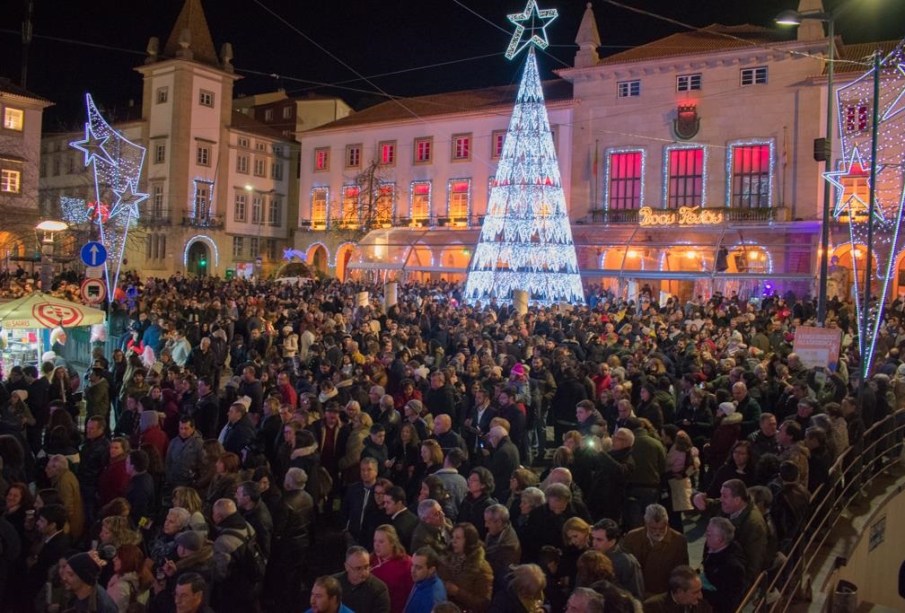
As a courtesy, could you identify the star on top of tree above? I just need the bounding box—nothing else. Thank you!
[505,0,558,60]
[70,123,113,167]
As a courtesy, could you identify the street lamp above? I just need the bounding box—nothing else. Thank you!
[776,8,835,326]
[35,220,69,292]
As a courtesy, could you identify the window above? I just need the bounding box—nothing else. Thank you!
[268,197,281,226]
[199,90,215,107]
[346,145,362,168]
[311,188,328,227]
[252,195,263,224]
[156,87,168,104]
[448,179,471,222]
[256,142,266,152]
[414,137,432,164]
[272,145,282,156]
[151,184,165,218]
[376,184,394,225]
[411,181,431,221]
[836,162,870,222]
[197,146,210,166]
[249,237,260,258]
[618,80,641,98]
[238,137,249,148]
[666,147,704,208]
[730,144,771,208]
[267,239,278,261]
[452,134,471,161]
[237,154,248,174]
[264,109,274,121]
[491,130,506,159]
[1,169,21,193]
[253,159,266,177]
[155,144,166,164]
[271,162,283,180]
[677,74,702,91]
[607,151,643,210]
[282,106,292,119]
[341,185,360,225]
[314,147,329,171]
[67,156,75,174]
[845,104,869,133]
[39,159,46,178]
[233,236,245,258]
[193,184,210,217]
[234,193,247,222]
[740,67,767,86]
[378,141,396,166]
[3,108,24,131]
[52,157,60,176]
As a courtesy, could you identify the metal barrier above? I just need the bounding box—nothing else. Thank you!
[737,408,905,611]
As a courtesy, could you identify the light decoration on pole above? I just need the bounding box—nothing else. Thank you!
[464,0,584,305]
[69,94,147,299]
[826,42,905,375]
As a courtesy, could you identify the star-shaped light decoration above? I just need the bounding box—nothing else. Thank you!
[505,0,558,60]
[825,147,886,223]
[70,123,113,167]
[111,181,149,218]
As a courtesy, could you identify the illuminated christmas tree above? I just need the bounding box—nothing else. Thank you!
[464,0,584,305]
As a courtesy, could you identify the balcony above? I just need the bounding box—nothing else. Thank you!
[589,206,789,225]
[181,210,224,229]
[299,214,487,232]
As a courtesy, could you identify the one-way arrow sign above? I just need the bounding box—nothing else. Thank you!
[80,241,108,268]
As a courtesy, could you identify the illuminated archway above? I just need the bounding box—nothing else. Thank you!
[306,243,329,275]
[334,242,358,282]
[183,235,219,272]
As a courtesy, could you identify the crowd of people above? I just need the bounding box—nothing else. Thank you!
[0,271,899,613]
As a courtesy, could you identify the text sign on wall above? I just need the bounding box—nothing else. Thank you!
[638,206,724,226]
[793,325,842,371]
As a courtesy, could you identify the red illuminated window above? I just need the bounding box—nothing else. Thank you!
[730,144,771,208]
[411,182,430,221]
[845,104,869,133]
[667,147,704,208]
[448,179,470,221]
[314,148,329,171]
[491,131,506,159]
[607,151,642,210]
[414,138,432,164]
[379,141,396,166]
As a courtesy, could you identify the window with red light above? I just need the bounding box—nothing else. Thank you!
[491,131,506,159]
[730,144,771,208]
[845,104,869,133]
[838,162,870,222]
[452,134,471,161]
[342,185,360,225]
[607,151,642,210]
[667,147,704,208]
[411,182,430,220]
[414,137,432,164]
[448,179,470,220]
[378,141,396,166]
[314,147,329,171]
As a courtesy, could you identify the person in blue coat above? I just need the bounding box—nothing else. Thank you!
[403,547,447,613]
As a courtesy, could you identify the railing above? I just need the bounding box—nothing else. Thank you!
[299,214,486,231]
[181,211,224,229]
[589,206,789,224]
[738,408,905,611]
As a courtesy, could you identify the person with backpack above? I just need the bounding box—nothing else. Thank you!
[210,498,267,612]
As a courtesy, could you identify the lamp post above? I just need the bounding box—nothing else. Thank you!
[776,9,835,326]
[35,220,68,292]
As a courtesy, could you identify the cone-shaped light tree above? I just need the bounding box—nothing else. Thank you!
[464,0,584,305]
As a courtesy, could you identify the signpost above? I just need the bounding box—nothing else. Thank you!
[80,241,107,268]
[80,278,107,304]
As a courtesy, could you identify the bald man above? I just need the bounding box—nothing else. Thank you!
[431,414,467,457]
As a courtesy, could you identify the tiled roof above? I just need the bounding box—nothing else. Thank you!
[0,78,52,104]
[832,41,902,74]
[163,0,220,68]
[599,24,785,65]
[311,80,573,131]
[230,111,287,140]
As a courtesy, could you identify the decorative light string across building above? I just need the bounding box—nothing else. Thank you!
[638,206,725,226]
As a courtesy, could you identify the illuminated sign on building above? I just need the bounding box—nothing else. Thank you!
[638,206,724,226]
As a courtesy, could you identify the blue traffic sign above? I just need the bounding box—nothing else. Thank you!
[80,241,107,267]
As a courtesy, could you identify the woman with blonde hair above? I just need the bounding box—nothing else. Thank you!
[171,486,208,535]
[440,522,494,612]
[489,563,547,612]
[340,411,373,483]
[371,524,413,613]
[99,515,142,549]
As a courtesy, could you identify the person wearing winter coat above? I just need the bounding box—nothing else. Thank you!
[165,417,203,491]
[439,523,494,612]
[701,518,747,612]
[404,547,447,613]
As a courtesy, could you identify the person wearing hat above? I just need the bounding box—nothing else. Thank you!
[56,551,118,612]
[402,400,430,442]
[148,531,215,613]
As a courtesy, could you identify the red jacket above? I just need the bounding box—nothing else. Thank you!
[371,554,414,613]
[140,425,169,462]
[98,456,130,505]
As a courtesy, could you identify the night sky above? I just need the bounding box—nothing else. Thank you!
[2,0,904,129]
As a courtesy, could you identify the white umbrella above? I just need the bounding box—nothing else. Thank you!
[0,292,106,329]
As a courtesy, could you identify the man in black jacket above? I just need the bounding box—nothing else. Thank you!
[342,458,383,547]
[79,415,109,523]
[219,402,256,456]
[236,481,273,559]
[701,517,747,611]
[382,486,418,549]
[126,449,156,526]
[25,505,71,603]
[334,546,391,613]
[193,376,220,440]
[487,425,520,501]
